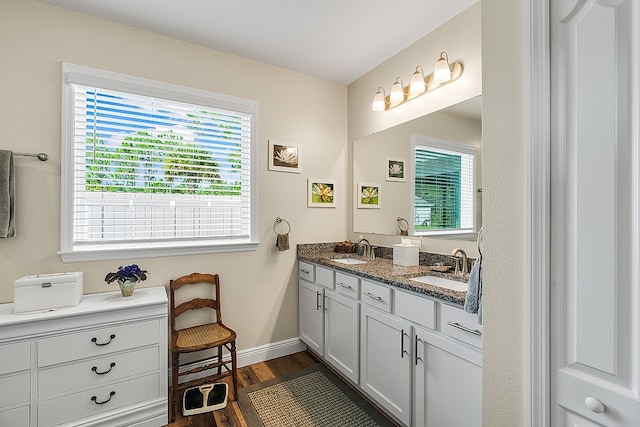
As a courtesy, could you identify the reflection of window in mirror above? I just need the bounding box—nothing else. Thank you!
[413,135,475,236]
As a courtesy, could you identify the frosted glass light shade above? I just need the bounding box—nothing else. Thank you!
[409,66,426,97]
[371,88,386,111]
[434,52,452,84]
[389,78,405,105]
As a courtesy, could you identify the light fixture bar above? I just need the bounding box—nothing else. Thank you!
[373,61,464,112]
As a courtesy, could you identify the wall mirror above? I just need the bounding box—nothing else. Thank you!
[353,96,482,239]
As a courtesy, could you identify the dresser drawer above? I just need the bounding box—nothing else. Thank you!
[0,405,29,426]
[298,261,315,282]
[395,290,436,330]
[0,372,30,407]
[38,346,160,398]
[334,272,359,300]
[0,341,30,375]
[315,266,334,289]
[441,303,483,349]
[361,280,392,312]
[38,319,160,367]
[37,373,160,427]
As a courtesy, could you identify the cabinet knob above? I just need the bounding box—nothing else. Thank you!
[584,396,605,413]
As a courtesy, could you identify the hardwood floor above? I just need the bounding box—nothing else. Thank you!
[165,351,320,427]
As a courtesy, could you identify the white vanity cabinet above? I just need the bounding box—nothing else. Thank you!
[0,286,168,427]
[298,258,483,427]
[298,262,360,383]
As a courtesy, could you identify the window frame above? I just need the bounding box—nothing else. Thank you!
[60,63,258,262]
[411,134,476,237]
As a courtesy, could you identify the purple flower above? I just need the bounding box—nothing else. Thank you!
[105,264,149,284]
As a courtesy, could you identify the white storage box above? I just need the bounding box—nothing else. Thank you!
[14,272,83,314]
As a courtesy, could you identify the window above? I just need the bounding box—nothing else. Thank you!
[60,63,257,262]
[412,135,475,236]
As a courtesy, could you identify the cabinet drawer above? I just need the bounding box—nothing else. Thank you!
[334,272,359,300]
[0,405,29,426]
[361,280,392,312]
[0,341,30,375]
[38,319,160,367]
[316,266,334,289]
[299,261,315,282]
[441,304,483,349]
[0,372,30,407]
[38,346,160,398]
[37,373,160,427]
[395,291,436,330]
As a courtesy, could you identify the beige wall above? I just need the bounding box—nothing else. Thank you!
[0,0,347,352]
[348,0,528,425]
[481,0,526,424]
[347,2,482,256]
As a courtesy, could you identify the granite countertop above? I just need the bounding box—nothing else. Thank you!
[298,243,469,306]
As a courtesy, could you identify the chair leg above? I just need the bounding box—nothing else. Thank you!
[217,345,223,376]
[231,340,238,400]
[170,351,179,422]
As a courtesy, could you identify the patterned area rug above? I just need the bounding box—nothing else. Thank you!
[238,364,397,427]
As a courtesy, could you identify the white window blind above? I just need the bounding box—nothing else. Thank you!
[61,63,257,261]
[413,136,475,235]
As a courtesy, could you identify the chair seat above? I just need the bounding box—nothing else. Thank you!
[173,323,235,352]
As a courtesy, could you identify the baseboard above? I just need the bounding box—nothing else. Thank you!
[174,337,307,383]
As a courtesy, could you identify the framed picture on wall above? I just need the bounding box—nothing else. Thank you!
[385,157,406,182]
[307,179,336,207]
[268,140,301,173]
[357,183,381,208]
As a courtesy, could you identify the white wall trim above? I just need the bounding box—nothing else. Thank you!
[174,338,307,384]
[526,0,551,426]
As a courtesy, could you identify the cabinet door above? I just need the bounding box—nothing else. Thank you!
[360,305,411,426]
[324,290,359,384]
[414,327,481,427]
[299,279,324,355]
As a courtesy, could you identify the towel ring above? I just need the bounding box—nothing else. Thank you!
[477,226,484,256]
[273,217,291,235]
[397,217,409,236]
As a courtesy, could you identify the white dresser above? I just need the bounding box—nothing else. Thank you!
[0,286,168,427]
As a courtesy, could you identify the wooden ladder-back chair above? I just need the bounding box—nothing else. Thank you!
[169,273,238,422]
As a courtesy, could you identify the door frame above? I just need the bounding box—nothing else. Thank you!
[526,0,551,426]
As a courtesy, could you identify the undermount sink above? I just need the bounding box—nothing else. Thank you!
[332,258,368,265]
[409,275,468,292]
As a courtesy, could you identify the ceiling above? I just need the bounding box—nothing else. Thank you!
[41,0,477,84]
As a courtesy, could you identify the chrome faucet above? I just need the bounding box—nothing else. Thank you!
[357,238,373,259]
[450,248,468,275]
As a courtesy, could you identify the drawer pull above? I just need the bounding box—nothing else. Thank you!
[337,282,352,289]
[446,321,482,336]
[364,292,382,301]
[91,334,116,346]
[300,269,311,274]
[415,335,423,365]
[91,391,115,405]
[91,362,116,375]
[316,291,322,310]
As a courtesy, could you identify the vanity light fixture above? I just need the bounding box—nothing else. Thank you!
[433,51,452,84]
[372,87,387,112]
[371,51,464,112]
[409,66,426,97]
[389,77,405,106]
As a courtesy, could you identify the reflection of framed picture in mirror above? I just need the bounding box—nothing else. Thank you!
[308,179,336,207]
[269,140,301,173]
[357,183,381,208]
[385,157,406,182]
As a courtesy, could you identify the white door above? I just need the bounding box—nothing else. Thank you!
[551,0,640,425]
[324,290,360,384]
[360,305,411,426]
[299,279,324,355]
